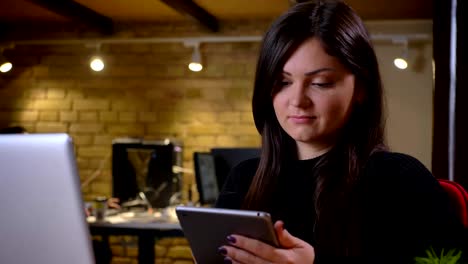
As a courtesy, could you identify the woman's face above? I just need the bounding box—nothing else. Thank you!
[272,38,358,159]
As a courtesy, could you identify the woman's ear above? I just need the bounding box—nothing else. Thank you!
[354,84,366,105]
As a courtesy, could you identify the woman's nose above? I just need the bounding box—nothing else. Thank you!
[290,83,311,108]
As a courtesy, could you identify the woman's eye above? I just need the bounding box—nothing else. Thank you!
[312,82,334,88]
[278,80,292,87]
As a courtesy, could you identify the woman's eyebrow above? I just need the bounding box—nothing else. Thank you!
[282,67,336,76]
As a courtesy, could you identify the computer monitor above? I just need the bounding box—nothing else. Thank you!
[210,147,261,190]
[112,138,182,208]
[0,134,94,264]
[193,152,219,205]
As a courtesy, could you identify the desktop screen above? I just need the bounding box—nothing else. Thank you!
[193,152,219,205]
[112,139,179,208]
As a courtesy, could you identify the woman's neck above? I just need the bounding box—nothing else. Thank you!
[296,141,333,160]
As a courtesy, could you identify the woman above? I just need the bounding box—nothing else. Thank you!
[215,1,463,263]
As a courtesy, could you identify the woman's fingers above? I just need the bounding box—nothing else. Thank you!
[274,221,301,248]
[223,245,270,264]
[226,234,279,260]
[221,223,316,264]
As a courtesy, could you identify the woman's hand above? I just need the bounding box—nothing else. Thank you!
[219,220,315,264]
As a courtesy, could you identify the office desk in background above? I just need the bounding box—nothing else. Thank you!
[88,213,183,264]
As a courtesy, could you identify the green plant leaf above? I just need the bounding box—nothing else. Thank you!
[415,256,435,264]
[414,247,463,264]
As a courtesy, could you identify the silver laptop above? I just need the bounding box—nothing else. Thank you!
[0,133,94,264]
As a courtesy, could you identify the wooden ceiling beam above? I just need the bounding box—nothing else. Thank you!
[25,0,113,34]
[289,0,311,5]
[160,0,219,32]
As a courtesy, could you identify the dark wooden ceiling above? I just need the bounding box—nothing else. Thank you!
[0,0,432,34]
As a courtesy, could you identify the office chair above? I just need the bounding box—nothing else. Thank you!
[438,179,468,228]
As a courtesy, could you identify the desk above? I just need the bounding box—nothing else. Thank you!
[88,215,183,264]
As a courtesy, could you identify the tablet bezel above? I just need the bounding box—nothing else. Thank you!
[176,206,279,263]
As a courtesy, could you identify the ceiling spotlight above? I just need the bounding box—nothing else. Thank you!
[90,56,105,72]
[87,43,105,72]
[187,43,203,72]
[394,58,408,70]
[0,61,12,73]
[0,51,12,73]
[393,38,408,70]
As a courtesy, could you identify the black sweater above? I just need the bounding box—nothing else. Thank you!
[215,151,465,263]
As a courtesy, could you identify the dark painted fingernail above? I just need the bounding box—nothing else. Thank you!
[226,235,236,244]
[218,246,227,256]
[224,257,233,264]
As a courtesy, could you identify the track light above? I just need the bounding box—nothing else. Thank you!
[394,58,408,70]
[0,60,12,73]
[88,43,105,72]
[0,50,12,73]
[186,42,203,72]
[393,38,408,70]
[90,56,104,72]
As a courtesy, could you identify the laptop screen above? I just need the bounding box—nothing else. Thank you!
[0,134,94,264]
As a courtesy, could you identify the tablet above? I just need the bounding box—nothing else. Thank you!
[176,206,279,263]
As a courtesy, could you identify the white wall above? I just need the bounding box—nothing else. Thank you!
[368,21,433,170]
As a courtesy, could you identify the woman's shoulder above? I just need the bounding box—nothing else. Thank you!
[364,151,437,188]
[360,152,463,257]
[225,157,260,186]
[367,151,430,175]
[232,157,261,174]
[215,157,260,209]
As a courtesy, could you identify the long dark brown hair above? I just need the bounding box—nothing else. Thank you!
[243,0,386,255]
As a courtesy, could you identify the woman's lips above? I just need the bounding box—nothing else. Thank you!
[288,115,316,124]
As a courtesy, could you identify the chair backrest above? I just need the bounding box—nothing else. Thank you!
[438,179,468,228]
